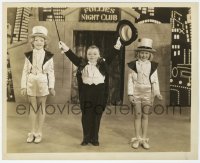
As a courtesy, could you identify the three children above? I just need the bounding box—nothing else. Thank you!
[21,25,162,149]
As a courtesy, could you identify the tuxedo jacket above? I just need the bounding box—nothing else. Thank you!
[21,50,55,89]
[64,48,119,104]
[127,60,161,99]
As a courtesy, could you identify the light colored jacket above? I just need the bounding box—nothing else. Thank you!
[21,50,55,89]
[127,60,161,101]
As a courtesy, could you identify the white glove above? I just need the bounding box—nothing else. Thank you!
[58,41,70,52]
[114,37,122,50]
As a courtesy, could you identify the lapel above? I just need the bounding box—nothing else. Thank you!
[43,50,54,66]
[24,50,54,66]
[127,60,137,73]
[78,58,88,72]
[127,60,158,76]
[150,61,158,76]
[24,51,33,64]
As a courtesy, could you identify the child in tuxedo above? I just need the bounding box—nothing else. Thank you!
[58,38,121,146]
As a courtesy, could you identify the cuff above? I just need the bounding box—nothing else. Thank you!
[114,45,120,50]
[63,48,70,53]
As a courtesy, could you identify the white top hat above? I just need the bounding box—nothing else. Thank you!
[30,26,48,39]
[135,38,156,53]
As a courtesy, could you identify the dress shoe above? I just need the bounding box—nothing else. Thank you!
[27,133,35,143]
[34,133,42,144]
[141,138,150,149]
[81,141,89,146]
[90,141,99,146]
[130,137,141,149]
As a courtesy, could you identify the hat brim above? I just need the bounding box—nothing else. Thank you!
[116,19,138,46]
[135,48,156,53]
[30,34,48,39]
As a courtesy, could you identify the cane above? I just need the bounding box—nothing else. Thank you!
[51,8,64,87]
[52,7,61,41]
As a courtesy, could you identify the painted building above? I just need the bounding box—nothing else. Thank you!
[133,7,191,106]
[8,7,171,107]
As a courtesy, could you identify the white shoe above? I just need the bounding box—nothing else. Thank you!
[141,138,150,149]
[34,133,42,143]
[130,137,141,149]
[27,133,35,143]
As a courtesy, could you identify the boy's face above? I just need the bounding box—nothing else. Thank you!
[33,36,45,50]
[87,48,100,63]
[138,51,151,62]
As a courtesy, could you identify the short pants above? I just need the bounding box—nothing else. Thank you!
[27,73,49,96]
[133,83,152,104]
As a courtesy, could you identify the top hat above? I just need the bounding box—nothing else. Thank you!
[30,26,48,39]
[134,38,156,53]
[116,19,138,46]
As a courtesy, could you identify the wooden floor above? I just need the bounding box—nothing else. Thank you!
[5,102,191,159]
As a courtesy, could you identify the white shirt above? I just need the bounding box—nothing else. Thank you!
[128,60,161,97]
[31,49,45,74]
[81,62,105,85]
[136,60,151,85]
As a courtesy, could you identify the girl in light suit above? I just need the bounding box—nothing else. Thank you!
[127,38,162,149]
[21,26,55,143]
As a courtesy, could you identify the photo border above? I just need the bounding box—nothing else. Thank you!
[2,1,199,160]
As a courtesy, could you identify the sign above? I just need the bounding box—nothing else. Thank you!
[79,7,120,22]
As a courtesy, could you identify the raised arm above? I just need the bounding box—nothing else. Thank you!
[59,41,82,67]
[105,37,122,65]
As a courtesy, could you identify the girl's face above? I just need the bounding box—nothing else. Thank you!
[138,51,151,62]
[33,36,45,50]
[87,48,100,63]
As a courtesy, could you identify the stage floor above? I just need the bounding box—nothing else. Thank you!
[5,102,190,153]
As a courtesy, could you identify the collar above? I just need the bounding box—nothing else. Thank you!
[138,60,150,64]
[33,48,45,54]
[127,60,158,76]
[25,50,53,65]
[88,61,97,66]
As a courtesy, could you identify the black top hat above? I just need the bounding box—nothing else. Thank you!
[116,19,138,46]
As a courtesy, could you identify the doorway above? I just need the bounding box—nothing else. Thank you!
[71,31,125,105]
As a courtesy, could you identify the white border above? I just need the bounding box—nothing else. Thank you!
[1,1,199,161]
